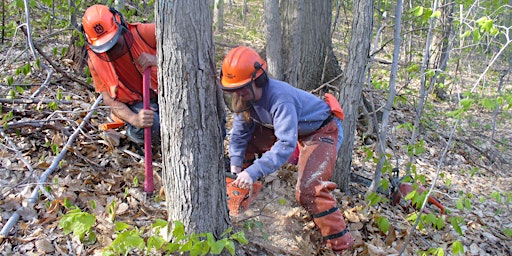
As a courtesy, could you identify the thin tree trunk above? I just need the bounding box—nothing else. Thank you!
[407,0,439,173]
[215,0,225,32]
[369,0,403,193]
[156,0,229,237]
[333,0,374,192]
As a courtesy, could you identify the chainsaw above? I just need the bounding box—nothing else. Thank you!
[389,168,445,214]
[225,172,263,216]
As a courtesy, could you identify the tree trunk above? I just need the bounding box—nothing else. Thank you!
[279,0,302,87]
[333,0,374,192]
[263,0,283,79]
[431,0,454,101]
[279,0,341,90]
[370,0,403,194]
[156,0,229,237]
[215,0,225,32]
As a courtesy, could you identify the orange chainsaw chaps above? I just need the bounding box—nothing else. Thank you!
[226,177,263,216]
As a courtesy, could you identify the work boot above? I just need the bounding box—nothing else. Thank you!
[325,229,354,252]
[311,206,354,253]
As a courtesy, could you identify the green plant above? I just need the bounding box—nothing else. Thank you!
[103,220,248,256]
[59,206,96,244]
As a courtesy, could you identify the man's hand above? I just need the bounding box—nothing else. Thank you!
[138,52,157,70]
[232,171,253,189]
[132,109,154,128]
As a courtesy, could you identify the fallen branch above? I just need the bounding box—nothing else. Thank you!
[0,95,102,238]
[20,23,93,92]
[0,98,74,104]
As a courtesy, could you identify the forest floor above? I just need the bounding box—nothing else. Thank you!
[0,72,510,256]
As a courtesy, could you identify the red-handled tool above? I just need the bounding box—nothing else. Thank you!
[143,68,154,193]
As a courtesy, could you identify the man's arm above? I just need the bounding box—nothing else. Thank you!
[101,91,154,129]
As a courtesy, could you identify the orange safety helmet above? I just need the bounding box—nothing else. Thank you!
[82,5,124,53]
[220,46,267,90]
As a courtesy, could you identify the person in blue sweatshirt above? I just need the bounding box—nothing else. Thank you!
[219,46,354,253]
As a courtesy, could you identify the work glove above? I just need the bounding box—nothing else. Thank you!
[230,165,242,175]
[232,171,253,189]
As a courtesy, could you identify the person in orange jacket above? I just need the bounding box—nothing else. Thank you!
[220,46,354,253]
[82,4,159,145]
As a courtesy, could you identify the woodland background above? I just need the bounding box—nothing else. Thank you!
[0,0,511,255]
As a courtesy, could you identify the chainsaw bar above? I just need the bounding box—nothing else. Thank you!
[350,172,389,195]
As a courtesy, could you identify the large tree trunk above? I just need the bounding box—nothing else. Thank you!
[279,0,302,87]
[279,0,341,90]
[333,0,374,192]
[156,0,229,237]
[263,0,283,80]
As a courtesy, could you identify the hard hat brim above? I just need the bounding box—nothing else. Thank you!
[89,26,122,53]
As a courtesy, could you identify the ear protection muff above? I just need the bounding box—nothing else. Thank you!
[253,61,268,88]
[109,7,128,29]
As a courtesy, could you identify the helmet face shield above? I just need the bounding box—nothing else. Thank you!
[92,26,134,62]
[222,81,255,113]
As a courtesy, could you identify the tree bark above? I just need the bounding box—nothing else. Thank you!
[333,0,374,192]
[279,0,341,90]
[156,0,229,237]
[215,0,225,32]
[280,0,302,87]
[263,0,282,79]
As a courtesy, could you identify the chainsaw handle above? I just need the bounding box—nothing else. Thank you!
[226,172,237,179]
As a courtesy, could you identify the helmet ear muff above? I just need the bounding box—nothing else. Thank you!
[109,7,127,29]
[253,62,268,88]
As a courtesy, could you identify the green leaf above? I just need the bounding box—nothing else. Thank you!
[412,6,424,17]
[424,213,436,225]
[449,217,464,236]
[376,216,390,233]
[431,10,441,18]
[59,208,95,241]
[482,98,497,111]
[452,240,464,255]
[115,222,130,232]
[434,216,445,230]
[15,86,24,94]
[473,29,481,42]
[6,76,14,86]
[225,240,235,255]
[503,228,512,237]
[172,221,186,241]
[460,98,473,109]
[147,235,166,251]
[490,191,502,203]
[57,89,63,101]
[366,192,382,206]
[210,238,227,254]
[229,231,248,244]
[108,229,145,254]
[405,190,416,201]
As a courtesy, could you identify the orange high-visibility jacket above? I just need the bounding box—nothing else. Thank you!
[87,23,158,104]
